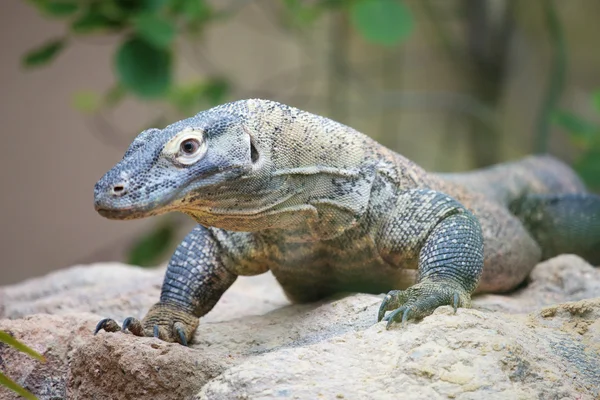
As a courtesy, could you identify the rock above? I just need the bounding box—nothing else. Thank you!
[474,254,600,314]
[0,263,289,323]
[0,255,599,399]
[198,298,600,400]
[0,314,97,399]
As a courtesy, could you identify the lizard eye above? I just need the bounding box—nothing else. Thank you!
[165,129,207,166]
[180,139,200,155]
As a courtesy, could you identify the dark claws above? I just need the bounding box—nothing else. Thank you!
[174,323,188,347]
[377,294,392,322]
[122,317,134,331]
[94,318,120,335]
[402,307,410,324]
[453,292,459,314]
[94,318,109,335]
[385,306,410,330]
[385,313,395,329]
[95,313,193,345]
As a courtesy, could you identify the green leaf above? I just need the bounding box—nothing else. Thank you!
[22,39,65,68]
[27,0,77,16]
[282,0,322,25]
[169,0,213,33]
[127,222,176,267]
[0,372,37,400]
[170,0,211,20]
[0,331,45,362]
[350,0,413,46]
[575,150,600,189]
[115,37,172,99]
[142,0,171,12]
[593,91,600,113]
[70,6,122,34]
[552,110,600,147]
[133,13,176,48]
[72,91,101,113]
[43,1,78,16]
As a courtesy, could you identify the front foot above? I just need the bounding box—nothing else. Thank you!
[377,281,471,329]
[94,302,199,346]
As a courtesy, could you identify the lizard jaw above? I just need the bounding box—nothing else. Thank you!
[94,190,182,220]
[95,206,153,220]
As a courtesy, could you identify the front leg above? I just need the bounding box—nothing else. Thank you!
[95,224,237,345]
[376,190,484,327]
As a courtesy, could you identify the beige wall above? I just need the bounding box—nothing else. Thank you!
[0,0,153,284]
[0,0,318,285]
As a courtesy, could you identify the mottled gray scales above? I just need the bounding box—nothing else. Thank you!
[93,99,600,345]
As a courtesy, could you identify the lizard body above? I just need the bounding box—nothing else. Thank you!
[94,99,600,344]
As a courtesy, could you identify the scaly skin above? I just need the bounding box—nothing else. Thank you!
[93,99,600,345]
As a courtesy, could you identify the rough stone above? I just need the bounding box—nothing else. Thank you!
[0,255,599,399]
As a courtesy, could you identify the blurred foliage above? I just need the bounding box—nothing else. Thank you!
[350,0,413,45]
[22,38,66,67]
[127,217,178,267]
[22,0,414,267]
[23,0,227,114]
[23,0,413,111]
[0,330,46,400]
[552,90,600,190]
[24,1,599,267]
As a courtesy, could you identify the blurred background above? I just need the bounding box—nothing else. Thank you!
[1,0,599,285]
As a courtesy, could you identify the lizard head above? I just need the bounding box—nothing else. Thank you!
[94,103,261,220]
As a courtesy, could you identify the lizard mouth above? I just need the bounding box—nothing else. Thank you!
[94,195,178,220]
[94,203,166,220]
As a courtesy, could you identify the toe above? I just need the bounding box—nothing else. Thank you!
[385,306,410,329]
[377,290,405,322]
[94,318,120,335]
[173,322,188,346]
[122,317,145,336]
[382,281,472,328]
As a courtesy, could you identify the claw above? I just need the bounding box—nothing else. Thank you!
[377,290,404,323]
[174,322,188,346]
[453,292,459,314]
[377,294,392,322]
[402,307,410,324]
[380,281,472,330]
[386,306,410,330]
[94,318,120,335]
[378,294,392,322]
[122,317,133,331]
[385,313,395,329]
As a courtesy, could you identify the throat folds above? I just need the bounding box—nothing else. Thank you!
[184,164,377,242]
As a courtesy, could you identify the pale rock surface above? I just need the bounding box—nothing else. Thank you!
[0,255,598,399]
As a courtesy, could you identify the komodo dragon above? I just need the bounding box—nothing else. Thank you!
[93,99,600,345]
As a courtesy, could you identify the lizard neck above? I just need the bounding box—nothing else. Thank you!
[181,162,378,242]
[175,100,389,241]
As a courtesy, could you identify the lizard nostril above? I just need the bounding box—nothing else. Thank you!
[111,184,127,196]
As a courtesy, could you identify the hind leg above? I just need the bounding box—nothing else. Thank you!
[510,193,600,265]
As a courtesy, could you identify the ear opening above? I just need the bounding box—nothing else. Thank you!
[250,140,259,163]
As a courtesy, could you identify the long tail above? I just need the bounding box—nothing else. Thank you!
[437,155,600,265]
[510,193,600,263]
